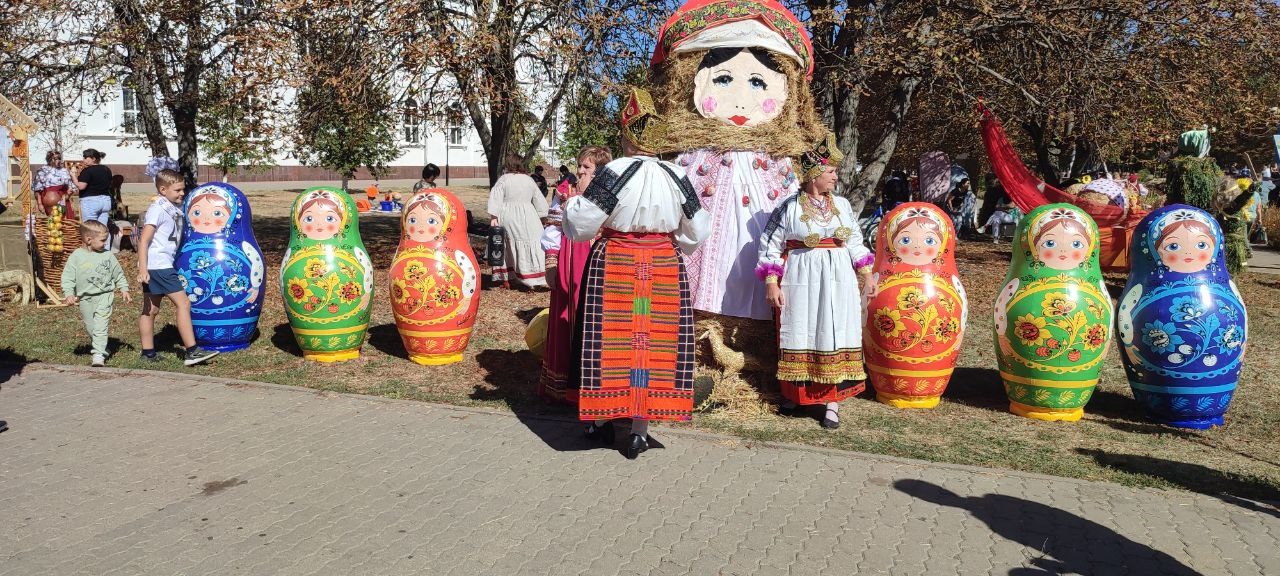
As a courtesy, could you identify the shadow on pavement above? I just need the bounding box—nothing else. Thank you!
[894,479,1203,576]
[471,348,603,453]
[1075,449,1280,518]
[0,348,31,384]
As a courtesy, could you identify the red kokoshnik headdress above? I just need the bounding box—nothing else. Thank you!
[651,0,815,79]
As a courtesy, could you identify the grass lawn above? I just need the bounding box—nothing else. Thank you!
[4,185,1279,505]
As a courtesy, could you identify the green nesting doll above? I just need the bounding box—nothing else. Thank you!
[280,187,374,362]
[993,204,1113,421]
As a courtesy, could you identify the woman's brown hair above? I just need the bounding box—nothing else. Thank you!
[502,154,527,174]
[576,146,612,167]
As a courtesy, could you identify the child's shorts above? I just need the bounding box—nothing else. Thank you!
[144,267,185,295]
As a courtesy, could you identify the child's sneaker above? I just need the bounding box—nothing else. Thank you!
[141,352,161,362]
[91,354,105,367]
[183,346,219,366]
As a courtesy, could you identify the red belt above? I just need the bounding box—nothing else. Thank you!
[785,238,842,250]
[602,229,672,247]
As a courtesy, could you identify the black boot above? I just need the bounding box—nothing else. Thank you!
[623,433,649,460]
[585,421,615,445]
[0,420,7,433]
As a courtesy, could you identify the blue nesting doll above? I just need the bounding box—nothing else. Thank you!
[1117,205,1247,429]
[175,182,266,352]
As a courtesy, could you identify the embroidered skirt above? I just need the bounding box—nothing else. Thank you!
[538,234,591,403]
[776,239,867,405]
[577,231,694,421]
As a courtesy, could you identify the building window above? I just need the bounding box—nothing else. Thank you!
[402,98,421,144]
[120,87,142,135]
[447,104,464,146]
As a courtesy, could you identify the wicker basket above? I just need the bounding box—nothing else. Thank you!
[32,216,82,293]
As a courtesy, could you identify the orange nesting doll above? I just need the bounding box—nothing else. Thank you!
[863,203,968,408]
[389,189,480,365]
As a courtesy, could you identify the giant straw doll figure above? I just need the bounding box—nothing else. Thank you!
[389,189,480,365]
[863,203,968,408]
[994,204,1113,421]
[650,0,826,369]
[1117,205,1246,428]
[280,187,374,362]
[176,182,265,351]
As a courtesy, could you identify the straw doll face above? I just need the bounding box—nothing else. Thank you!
[693,48,788,127]
[1034,219,1090,271]
[1157,221,1215,274]
[404,202,444,243]
[188,194,231,235]
[299,199,342,241]
[891,220,942,266]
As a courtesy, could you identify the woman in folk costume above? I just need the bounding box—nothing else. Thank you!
[757,133,873,428]
[537,145,613,403]
[649,0,826,367]
[563,88,711,459]
[487,154,549,289]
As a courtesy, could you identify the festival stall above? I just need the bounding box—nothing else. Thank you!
[1,92,67,304]
[978,102,1147,272]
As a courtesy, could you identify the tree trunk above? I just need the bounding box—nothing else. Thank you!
[110,0,169,158]
[849,75,923,214]
[173,109,199,190]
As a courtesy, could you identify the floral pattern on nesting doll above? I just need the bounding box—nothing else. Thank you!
[862,203,967,404]
[175,183,265,350]
[390,190,480,363]
[280,187,374,355]
[1117,206,1247,427]
[993,204,1113,415]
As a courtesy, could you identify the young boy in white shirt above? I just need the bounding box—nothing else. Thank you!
[136,169,218,365]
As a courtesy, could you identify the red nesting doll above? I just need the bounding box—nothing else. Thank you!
[862,203,968,408]
[389,189,481,365]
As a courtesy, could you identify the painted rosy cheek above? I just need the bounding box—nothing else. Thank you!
[761,98,777,114]
[701,96,717,113]
[925,247,936,256]
[304,225,313,234]
[1072,251,1082,261]
[1199,253,1209,262]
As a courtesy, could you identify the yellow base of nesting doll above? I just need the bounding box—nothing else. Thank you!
[1008,401,1084,422]
[408,352,463,366]
[303,349,361,363]
[875,391,942,409]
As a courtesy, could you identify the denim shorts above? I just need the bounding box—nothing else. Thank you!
[143,268,184,295]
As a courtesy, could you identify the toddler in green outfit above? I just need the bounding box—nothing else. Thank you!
[61,220,132,366]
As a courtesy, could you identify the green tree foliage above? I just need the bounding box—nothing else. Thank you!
[1166,157,1223,210]
[557,85,619,164]
[290,5,401,191]
[198,72,280,180]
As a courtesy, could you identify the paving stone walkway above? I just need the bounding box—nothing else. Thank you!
[0,364,1276,575]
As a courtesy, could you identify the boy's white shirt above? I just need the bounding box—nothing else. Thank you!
[143,195,183,270]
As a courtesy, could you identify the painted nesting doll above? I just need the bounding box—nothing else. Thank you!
[389,189,480,365]
[863,203,968,408]
[280,187,374,362]
[176,182,266,352]
[994,204,1113,422]
[1117,205,1247,429]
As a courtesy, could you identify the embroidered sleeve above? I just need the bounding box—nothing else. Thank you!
[655,162,702,220]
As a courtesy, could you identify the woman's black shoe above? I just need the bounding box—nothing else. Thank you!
[623,433,649,459]
[820,412,840,429]
[585,421,615,445]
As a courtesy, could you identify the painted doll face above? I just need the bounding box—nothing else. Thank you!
[892,221,941,266]
[1158,225,1215,274]
[188,196,230,234]
[1035,226,1088,270]
[405,204,444,243]
[693,50,788,127]
[300,203,341,241]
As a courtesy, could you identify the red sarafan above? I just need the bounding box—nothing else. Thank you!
[388,189,480,365]
[862,202,968,408]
